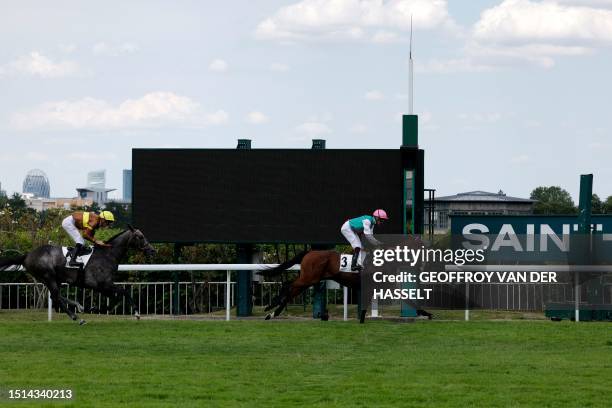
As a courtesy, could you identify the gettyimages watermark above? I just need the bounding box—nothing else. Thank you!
[360,234,612,310]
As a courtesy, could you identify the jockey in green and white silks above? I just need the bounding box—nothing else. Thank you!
[340,209,388,271]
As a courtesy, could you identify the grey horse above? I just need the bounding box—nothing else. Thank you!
[0,226,156,324]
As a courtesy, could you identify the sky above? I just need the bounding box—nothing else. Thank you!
[1,0,611,201]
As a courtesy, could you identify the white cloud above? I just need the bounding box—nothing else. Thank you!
[470,42,591,68]
[416,0,612,73]
[11,92,229,131]
[270,62,290,72]
[464,0,612,69]
[209,59,228,72]
[556,0,612,7]
[295,121,332,135]
[474,0,612,44]
[246,111,270,124]
[364,90,384,100]
[255,0,457,42]
[92,42,139,56]
[0,52,79,78]
[349,123,367,133]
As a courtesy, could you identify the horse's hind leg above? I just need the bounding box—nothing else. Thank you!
[101,286,141,320]
[47,281,84,324]
[264,282,292,312]
[266,282,309,320]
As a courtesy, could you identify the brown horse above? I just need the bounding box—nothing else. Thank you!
[259,250,432,322]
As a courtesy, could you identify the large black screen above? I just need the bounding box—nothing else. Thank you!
[133,149,409,244]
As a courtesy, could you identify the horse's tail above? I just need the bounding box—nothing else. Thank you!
[258,250,309,278]
[0,254,26,271]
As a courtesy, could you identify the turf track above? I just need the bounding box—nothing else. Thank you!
[1,311,611,407]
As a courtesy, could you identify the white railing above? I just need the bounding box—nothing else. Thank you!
[115,264,307,322]
[1,264,349,322]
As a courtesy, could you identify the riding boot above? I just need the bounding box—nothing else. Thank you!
[351,248,363,271]
[68,243,84,267]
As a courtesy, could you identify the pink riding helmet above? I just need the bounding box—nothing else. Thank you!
[373,209,389,219]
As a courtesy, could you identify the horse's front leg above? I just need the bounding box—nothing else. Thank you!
[60,295,85,313]
[359,309,367,324]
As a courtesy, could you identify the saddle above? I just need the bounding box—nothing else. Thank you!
[67,246,93,256]
[62,246,94,269]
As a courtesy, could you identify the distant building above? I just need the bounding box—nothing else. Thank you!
[76,187,116,206]
[426,190,535,233]
[0,181,6,197]
[22,193,92,212]
[87,170,106,189]
[22,169,50,198]
[123,169,132,202]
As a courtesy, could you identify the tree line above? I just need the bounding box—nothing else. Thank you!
[0,193,317,283]
[1,186,610,283]
[530,186,612,215]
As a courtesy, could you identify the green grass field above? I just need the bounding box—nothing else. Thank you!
[1,311,611,407]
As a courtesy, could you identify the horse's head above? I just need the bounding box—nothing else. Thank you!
[127,225,156,259]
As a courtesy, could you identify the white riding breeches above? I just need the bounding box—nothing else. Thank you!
[341,221,368,266]
[341,221,362,249]
[62,215,85,245]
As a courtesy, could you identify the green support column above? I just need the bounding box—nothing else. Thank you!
[172,243,182,315]
[311,244,331,320]
[401,115,419,318]
[236,244,254,317]
[402,115,418,147]
[236,138,253,317]
[578,174,593,234]
[578,174,599,317]
[312,282,327,319]
[311,139,330,320]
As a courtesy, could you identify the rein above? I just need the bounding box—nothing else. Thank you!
[105,229,146,250]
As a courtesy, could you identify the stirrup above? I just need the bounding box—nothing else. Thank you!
[351,264,363,272]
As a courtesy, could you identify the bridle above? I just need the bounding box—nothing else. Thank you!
[128,231,150,251]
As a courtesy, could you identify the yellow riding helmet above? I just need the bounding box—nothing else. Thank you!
[99,211,115,222]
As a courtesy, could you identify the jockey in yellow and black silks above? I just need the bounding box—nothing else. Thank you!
[61,210,114,267]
